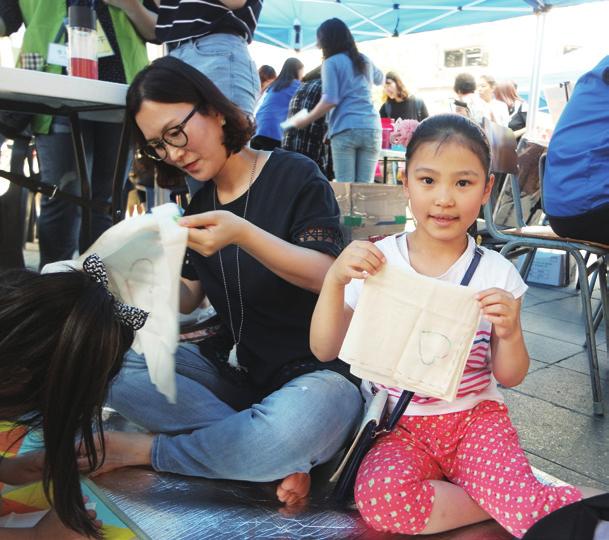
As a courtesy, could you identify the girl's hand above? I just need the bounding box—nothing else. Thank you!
[0,451,45,485]
[328,240,386,286]
[476,288,521,340]
[179,211,248,256]
[33,507,101,540]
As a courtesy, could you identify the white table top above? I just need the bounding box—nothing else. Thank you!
[379,148,405,159]
[0,66,127,121]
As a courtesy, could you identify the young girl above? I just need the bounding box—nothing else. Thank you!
[310,114,591,538]
[0,263,136,538]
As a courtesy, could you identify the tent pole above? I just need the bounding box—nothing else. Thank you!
[526,8,547,133]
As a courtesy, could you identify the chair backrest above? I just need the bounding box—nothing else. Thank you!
[482,117,518,175]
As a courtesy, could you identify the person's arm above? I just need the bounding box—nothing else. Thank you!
[0,451,44,485]
[102,0,158,41]
[0,0,24,37]
[478,288,529,387]
[310,240,386,360]
[379,103,387,118]
[418,99,429,120]
[180,212,334,293]
[372,62,384,86]
[219,0,247,9]
[180,277,204,314]
[289,97,335,129]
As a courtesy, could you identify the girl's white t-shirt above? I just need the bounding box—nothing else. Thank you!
[344,234,528,416]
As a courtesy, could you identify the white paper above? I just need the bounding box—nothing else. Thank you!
[280,108,308,130]
[42,203,188,403]
[340,264,481,402]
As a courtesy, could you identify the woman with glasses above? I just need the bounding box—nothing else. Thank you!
[94,56,362,507]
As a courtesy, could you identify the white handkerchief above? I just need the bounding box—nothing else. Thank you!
[42,203,188,403]
[340,264,481,402]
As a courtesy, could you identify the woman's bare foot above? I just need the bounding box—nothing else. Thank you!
[276,472,310,506]
[77,431,154,477]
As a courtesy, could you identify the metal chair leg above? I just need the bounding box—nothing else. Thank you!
[572,249,604,416]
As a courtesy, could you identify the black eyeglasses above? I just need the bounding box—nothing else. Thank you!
[141,105,199,161]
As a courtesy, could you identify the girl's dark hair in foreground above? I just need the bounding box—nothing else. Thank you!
[406,113,491,177]
[127,56,255,189]
[317,18,367,76]
[0,269,134,538]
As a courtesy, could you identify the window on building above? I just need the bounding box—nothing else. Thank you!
[444,47,488,68]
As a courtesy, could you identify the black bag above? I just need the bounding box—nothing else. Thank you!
[330,246,483,503]
[0,110,32,140]
[523,493,609,540]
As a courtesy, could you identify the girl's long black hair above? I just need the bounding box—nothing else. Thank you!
[0,269,134,538]
[268,57,303,92]
[317,18,367,76]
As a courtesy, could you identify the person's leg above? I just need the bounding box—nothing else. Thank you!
[35,118,92,267]
[354,428,443,534]
[354,128,382,184]
[107,343,254,434]
[449,401,582,539]
[549,204,609,245]
[330,130,357,183]
[354,415,490,535]
[84,120,129,251]
[151,369,362,481]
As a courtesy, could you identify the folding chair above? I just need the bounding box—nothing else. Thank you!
[484,149,609,416]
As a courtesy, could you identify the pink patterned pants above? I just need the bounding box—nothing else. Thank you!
[354,400,581,538]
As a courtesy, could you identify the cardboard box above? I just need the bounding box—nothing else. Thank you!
[331,182,407,243]
[516,249,574,287]
[350,184,407,226]
[330,182,351,217]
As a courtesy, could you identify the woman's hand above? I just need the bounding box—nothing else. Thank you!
[476,288,521,340]
[0,451,45,485]
[179,211,249,257]
[327,240,386,286]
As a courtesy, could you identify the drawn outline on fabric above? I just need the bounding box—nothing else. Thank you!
[418,331,451,365]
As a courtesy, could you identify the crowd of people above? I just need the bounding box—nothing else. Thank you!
[0,2,607,538]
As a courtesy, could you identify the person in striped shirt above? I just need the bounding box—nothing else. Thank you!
[311,114,598,538]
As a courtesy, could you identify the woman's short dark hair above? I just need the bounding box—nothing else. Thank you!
[454,72,477,95]
[317,18,366,76]
[258,64,277,85]
[127,56,255,188]
[269,57,303,92]
[406,113,491,177]
[0,268,134,538]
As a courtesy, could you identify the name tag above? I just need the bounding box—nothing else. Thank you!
[97,20,115,58]
[47,43,68,67]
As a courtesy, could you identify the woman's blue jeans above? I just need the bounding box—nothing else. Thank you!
[331,128,382,183]
[108,344,363,481]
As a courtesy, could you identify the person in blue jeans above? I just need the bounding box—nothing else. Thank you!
[88,57,362,507]
[251,57,303,151]
[291,18,383,183]
[0,0,158,268]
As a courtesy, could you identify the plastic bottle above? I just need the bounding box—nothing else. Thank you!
[67,0,98,80]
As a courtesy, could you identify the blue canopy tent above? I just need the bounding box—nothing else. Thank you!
[256,0,595,51]
[256,0,599,129]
